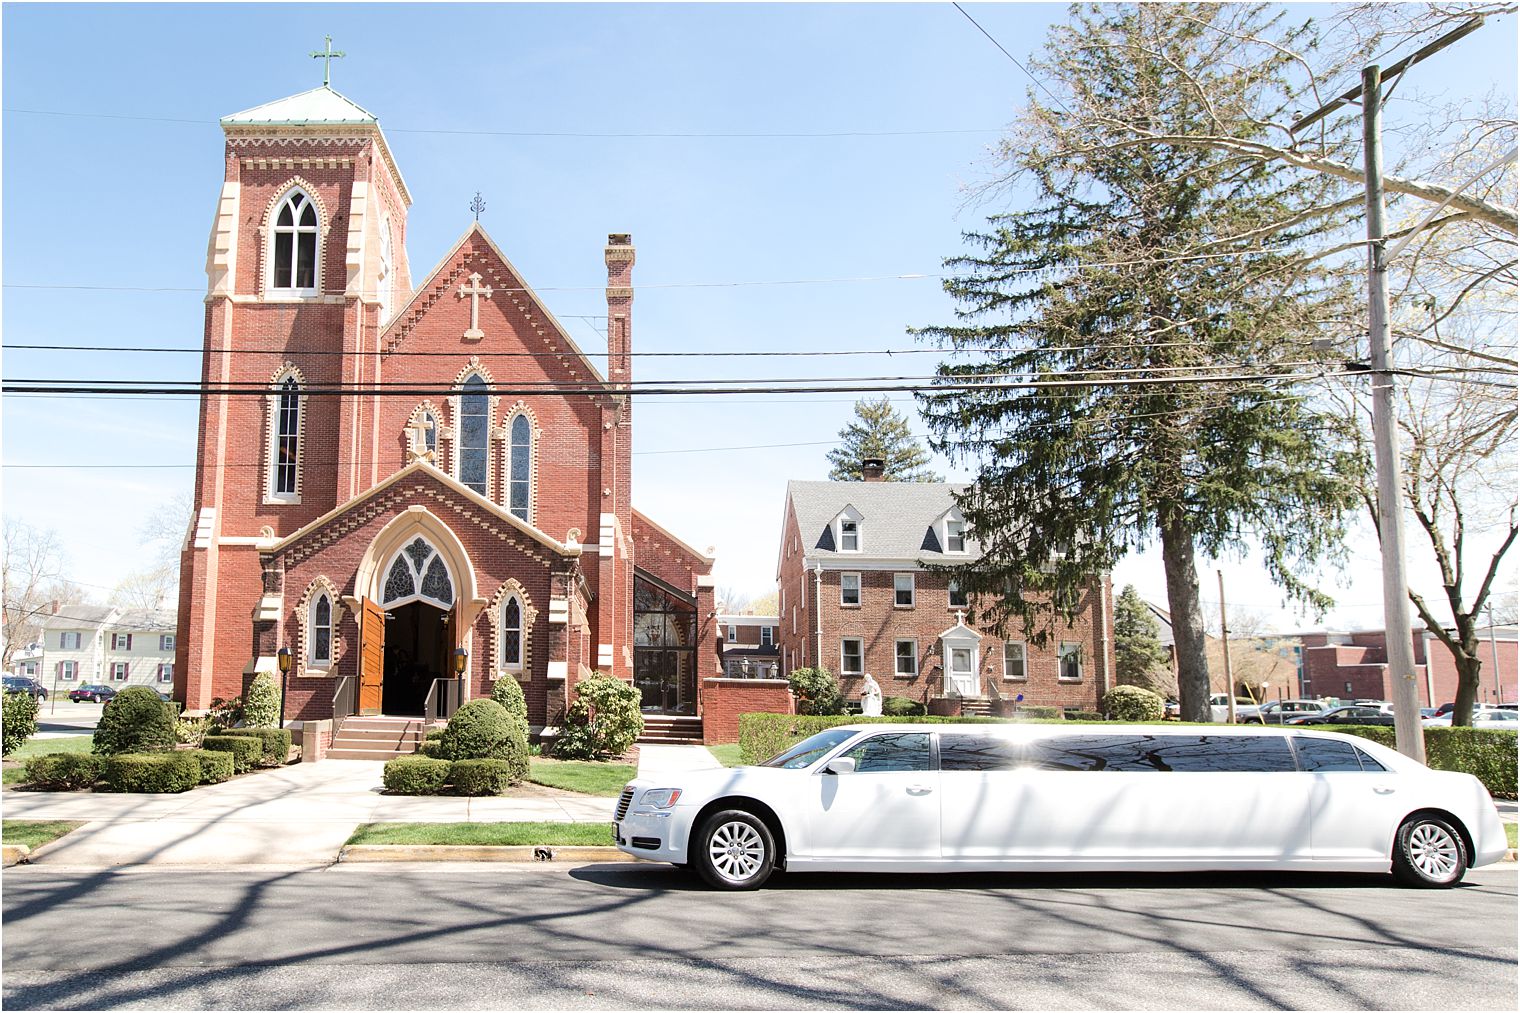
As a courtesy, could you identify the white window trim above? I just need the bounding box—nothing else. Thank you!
[894,572,915,608]
[760,626,774,647]
[309,592,335,669]
[266,365,305,504]
[840,637,864,676]
[1003,641,1028,681]
[158,662,174,683]
[727,626,737,643]
[943,515,968,554]
[503,407,537,523]
[837,516,862,553]
[160,634,175,652]
[111,633,131,651]
[895,638,918,677]
[58,660,78,681]
[111,661,129,682]
[840,572,861,607]
[500,594,526,672]
[1058,641,1084,682]
[948,578,968,610]
[266,185,323,298]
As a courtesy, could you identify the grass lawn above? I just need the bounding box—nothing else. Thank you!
[346,821,612,847]
[3,820,86,849]
[1507,823,1517,850]
[3,735,94,785]
[526,759,636,796]
[707,743,745,767]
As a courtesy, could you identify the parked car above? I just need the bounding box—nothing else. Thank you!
[1209,694,1261,722]
[1288,704,1395,727]
[1424,708,1518,728]
[1163,699,1180,719]
[68,684,117,703]
[2,676,47,700]
[1248,699,1328,725]
[615,723,1507,890]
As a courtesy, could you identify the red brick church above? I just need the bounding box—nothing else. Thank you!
[173,81,717,744]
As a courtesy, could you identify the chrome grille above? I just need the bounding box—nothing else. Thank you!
[614,787,635,822]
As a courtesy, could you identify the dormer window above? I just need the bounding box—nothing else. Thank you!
[839,518,860,552]
[946,519,966,553]
[271,189,319,294]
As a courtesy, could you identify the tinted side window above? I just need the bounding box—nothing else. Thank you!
[1041,735,1163,771]
[939,734,1009,771]
[845,732,931,772]
[1151,735,1297,772]
[1293,736,1363,772]
[1353,746,1386,772]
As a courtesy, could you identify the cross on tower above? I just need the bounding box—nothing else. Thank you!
[458,272,493,341]
[311,35,345,87]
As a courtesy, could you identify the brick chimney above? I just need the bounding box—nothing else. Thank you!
[49,600,61,615]
[861,458,886,482]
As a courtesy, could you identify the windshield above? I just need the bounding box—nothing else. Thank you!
[759,728,859,769]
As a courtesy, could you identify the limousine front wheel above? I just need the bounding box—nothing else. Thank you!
[1392,815,1468,888]
[694,809,776,890]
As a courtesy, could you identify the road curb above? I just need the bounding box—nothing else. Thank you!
[2,844,31,867]
[338,844,646,864]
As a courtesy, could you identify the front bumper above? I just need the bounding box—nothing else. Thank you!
[613,804,696,864]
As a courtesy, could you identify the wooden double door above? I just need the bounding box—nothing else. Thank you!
[357,597,453,716]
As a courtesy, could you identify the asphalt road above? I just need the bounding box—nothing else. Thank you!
[3,863,1515,1010]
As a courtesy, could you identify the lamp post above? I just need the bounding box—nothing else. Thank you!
[452,647,468,677]
[276,647,292,729]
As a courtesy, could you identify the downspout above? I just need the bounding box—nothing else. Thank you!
[812,562,824,671]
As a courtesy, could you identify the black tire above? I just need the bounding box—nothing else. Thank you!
[1391,814,1468,888]
[693,809,776,890]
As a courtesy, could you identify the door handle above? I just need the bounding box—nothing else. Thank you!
[1373,785,1396,795]
[907,784,934,795]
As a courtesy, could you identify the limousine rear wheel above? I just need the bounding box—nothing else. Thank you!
[1392,815,1468,888]
[694,809,776,890]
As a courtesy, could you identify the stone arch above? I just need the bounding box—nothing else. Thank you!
[294,575,346,676]
[485,577,538,680]
[354,507,481,631]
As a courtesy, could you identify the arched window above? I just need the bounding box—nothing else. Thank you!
[271,189,319,293]
[508,413,531,521]
[377,216,393,323]
[271,375,301,500]
[381,536,455,608]
[458,374,490,496]
[311,593,332,666]
[501,596,523,670]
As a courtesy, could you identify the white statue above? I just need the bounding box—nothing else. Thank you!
[860,672,883,717]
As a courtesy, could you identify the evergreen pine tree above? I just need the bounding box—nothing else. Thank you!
[827,397,940,482]
[915,4,1363,722]
[1114,585,1171,695]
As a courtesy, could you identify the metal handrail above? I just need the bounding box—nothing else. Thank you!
[332,674,358,733]
[423,677,463,725]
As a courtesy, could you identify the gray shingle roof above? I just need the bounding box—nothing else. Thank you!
[110,609,176,632]
[36,605,117,629]
[787,480,978,563]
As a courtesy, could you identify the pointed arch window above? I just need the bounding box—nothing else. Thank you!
[311,593,333,667]
[271,189,319,293]
[382,536,455,608]
[508,413,532,521]
[501,595,523,670]
[270,375,301,500]
[458,374,490,496]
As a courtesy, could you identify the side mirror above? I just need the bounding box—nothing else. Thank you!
[824,757,857,775]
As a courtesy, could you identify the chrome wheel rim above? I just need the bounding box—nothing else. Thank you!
[1409,823,1460,880]
[707,820,766,882]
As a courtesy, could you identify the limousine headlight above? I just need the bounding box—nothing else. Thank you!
[639,788,683,809]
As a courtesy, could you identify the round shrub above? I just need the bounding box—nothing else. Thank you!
[185,748,235,784]
[201,734,262,774]
[449,758,517,796]
[490,678,528,723]
[93,686,176,756]
[105,751,201,793]
[575,675,644,756]
[417,739,446,759]
[3,690,40,756]
[788,668,844,716]
[439,699,528,780]
[882,695,926,717]
[1102,685,1164,722]
[383,755,450,795]
[215,727,292,767]
[244,672,281,728]
[23,752,106,790]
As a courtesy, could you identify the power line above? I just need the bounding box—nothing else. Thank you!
[951,2,1071,114]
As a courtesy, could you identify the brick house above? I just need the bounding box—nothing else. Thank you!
[1300,627,1517,707]
[716,614,782,680]
[174,82,717,744]
[774,469,1113,713]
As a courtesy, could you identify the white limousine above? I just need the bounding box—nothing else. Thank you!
[614,723,1508,890]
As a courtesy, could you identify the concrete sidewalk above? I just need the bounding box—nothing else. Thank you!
[3,760,615,867]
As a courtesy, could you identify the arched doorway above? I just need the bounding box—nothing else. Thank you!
[377,536,455,716]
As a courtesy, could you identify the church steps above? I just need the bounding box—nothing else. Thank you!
[637,715,704,745]
[330,715,428,760]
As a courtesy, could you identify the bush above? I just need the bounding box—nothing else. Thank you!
[1327,725,1517,799]
[1065,710,1106,723]
[3,691,39,756]
[449,758,517,795]
[1010,705,1063,720]
[552,698,597,759]
[1103,686,1165,722]
[202,734,262,774]
[175,715,211,747]
[736,712,1023,765]
[23,752,106,790]
[104,751,201,793]
[92,686,177,756]
[215,727,292,767]
[881,696,926,717]
[490,678,528,723]
[244,672,281,728]
[417,739,446,759]
[185,748,235,784]
[207,695,244,731]
[438,699,530,781]
[550,676,644,760]
[788,667,844,716]
[383,755,451,794]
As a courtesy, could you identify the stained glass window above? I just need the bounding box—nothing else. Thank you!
[383,556,414,603]
[502,597,522,667]
[421,556,454,605]
[404,536,431,572]
[509,414,531,521]
[273,377,300,496]
[312,594,332,664]
[460,375,489,495]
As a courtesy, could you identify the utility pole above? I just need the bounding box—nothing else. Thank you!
[1486,601,1502,705]
[1218,570,1235,725]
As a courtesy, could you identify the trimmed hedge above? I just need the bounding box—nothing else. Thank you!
[202,735,262,774]
[214,727,292,767]
[23,752,106,790]
[1326,725,1517,799]
[185,748,235,784]
[1065,710,1106,722]
[383,755,451,795]
[417,739,446,759]
[105,751,201,793]
[882,696,927,717]
[92,686,176,756]
[1015,705,1063,720]
[738,712,1025,764]
[449,758,517,796]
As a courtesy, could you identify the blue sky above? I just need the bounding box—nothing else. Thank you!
[2,3,1515,635]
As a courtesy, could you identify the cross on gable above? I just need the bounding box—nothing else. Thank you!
[406,414,435,464]
[458,271,493,341]
[310,35,345,87]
